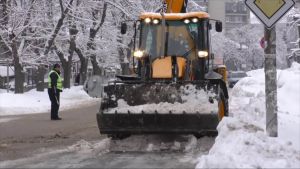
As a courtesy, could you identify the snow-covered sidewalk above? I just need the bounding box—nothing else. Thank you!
[196,63,300,168]
[0,86,100,116]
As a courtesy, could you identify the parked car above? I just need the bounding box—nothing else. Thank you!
[228,71,248,88]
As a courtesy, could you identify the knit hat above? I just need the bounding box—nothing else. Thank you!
[53,64,61,69]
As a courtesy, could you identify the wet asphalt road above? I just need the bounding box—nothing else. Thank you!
[0,102,213,168]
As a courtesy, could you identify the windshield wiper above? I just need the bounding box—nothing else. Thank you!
[182,45,195,58]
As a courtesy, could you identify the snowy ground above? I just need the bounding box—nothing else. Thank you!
[0,86,100,116]
[0,64,299,168]
[0,134,215,168]
[196,63,300,168]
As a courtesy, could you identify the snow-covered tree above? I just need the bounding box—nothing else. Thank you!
[0,0,209,93]
[0,0,43,93]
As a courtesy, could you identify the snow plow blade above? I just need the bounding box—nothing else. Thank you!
[97,81,221,136]
[97,113,219,135]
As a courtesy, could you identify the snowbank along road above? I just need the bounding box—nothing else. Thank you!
[0,86,99,116]
[1,63,300,168]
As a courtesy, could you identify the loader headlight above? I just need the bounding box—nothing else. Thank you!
[133,50,144,58]
[183,19,190,24]
[198,51,208,58]
[192,18,198,23]
[145,18,151,23]
[153,19,159,24]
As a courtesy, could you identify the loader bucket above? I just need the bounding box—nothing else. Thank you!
[97,81,220,136]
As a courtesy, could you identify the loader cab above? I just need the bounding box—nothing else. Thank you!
[123,12,222,81]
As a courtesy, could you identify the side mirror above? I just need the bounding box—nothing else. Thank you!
[121,22,127,34]
[215,21,222,32]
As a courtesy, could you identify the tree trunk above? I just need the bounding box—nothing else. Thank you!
[90,55,101,75]
[63,61,71,88]
[121,62,130,75]
[14,60,24,94]
[54,47,71,89]
[11,40,24,94]
[117,37,131,75]
[126,39,133,62]
[36,66,45,91]
[80,62,88,84]
[75,47,88,85]
[62,23,78,89]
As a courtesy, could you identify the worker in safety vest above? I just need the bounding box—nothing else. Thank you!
[48,64,63,120]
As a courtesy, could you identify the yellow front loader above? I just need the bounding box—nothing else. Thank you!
[97,0,229,140]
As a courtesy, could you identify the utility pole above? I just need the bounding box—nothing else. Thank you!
[264,26,278,137]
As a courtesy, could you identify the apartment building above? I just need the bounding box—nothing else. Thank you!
[225,0,250,33]
[193,0,250,34]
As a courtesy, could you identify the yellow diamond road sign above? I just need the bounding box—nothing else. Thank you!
[245,0,295,29]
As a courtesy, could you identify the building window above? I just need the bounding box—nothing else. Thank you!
[226,16,231,22]
[232,4,237,12]
[243,4,247,11]
[226,4,230,10]
[235,16,242,23]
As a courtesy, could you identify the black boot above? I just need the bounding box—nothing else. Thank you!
[51,117,62,120]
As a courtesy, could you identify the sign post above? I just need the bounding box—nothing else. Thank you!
[245,0,295,137]
[264,26,278,137]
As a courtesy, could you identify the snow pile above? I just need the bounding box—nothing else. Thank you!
[0,86,100,116]
[196,63,300,168]
[184,136,198,152]
[146,143,154,152]
[0,66,14,77]
[67,139,110,154]
[145,135,214,153]
[107,85,218,114]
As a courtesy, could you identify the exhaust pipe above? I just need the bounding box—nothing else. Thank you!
[160,12,166,59]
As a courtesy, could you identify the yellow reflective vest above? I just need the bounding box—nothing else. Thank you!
[48,70,62,90]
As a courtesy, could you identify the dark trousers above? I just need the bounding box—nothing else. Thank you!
[48,89,60,118]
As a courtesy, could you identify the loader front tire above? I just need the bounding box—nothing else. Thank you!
[107,134,131,140]
[219,88,229,121]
